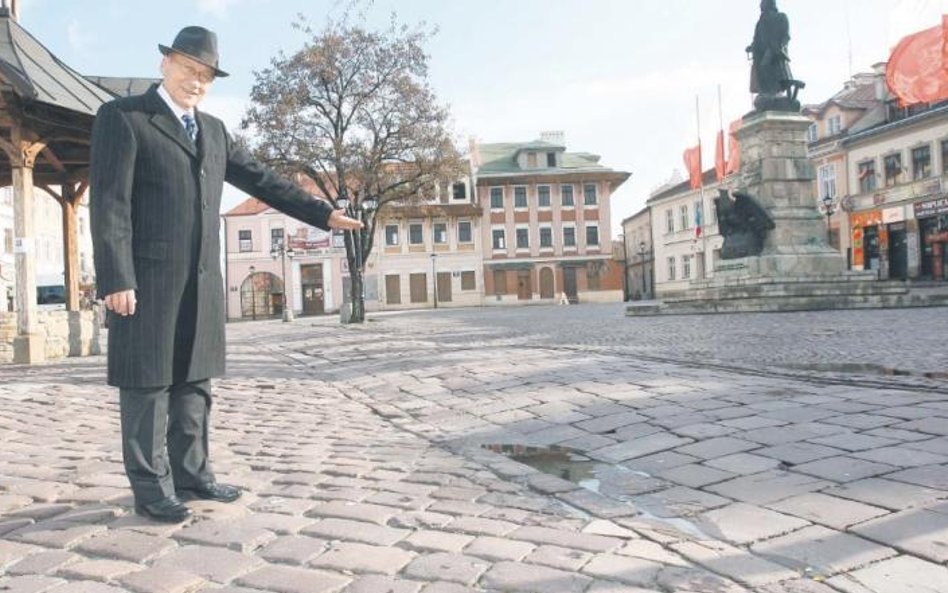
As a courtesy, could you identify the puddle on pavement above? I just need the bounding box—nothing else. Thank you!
[483,444,711,540]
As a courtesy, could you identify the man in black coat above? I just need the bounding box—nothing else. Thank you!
[90,26,362,523]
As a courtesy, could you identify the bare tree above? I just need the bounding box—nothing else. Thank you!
[242,13,465,323]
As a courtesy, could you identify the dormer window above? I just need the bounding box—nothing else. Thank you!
[827,115,842,136]
[546,152,556,167]
[527,152,538,168]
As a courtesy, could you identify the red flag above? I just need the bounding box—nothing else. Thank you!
[725,119,741,176]
[886,15,948,106]
[683,144,702,190]
[714,130,726,182]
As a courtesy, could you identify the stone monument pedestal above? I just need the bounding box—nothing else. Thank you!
[629,111,948,316]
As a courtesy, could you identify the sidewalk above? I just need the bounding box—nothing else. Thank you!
[1,307,947,592]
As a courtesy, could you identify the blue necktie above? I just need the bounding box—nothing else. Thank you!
[182,114,197,143]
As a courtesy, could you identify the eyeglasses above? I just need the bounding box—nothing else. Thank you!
[171,56,215,84]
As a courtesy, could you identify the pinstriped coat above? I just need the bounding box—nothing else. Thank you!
[90,84,332,388]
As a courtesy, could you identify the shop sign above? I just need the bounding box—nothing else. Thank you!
[882,206,905,224]
[914,196,948,218]
[850,209,882,228]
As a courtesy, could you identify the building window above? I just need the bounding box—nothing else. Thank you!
[385,275,401,304]
[492,228,506,250]
[539,227,553,248]
[516,227,529,249]
[4,228,12,254]
[682,254,691,279]
[537,185,551,208]
[514,186,527,209]
[806,123,818,143]
[563,226,576,247]
[546,152,557,167]
[409,273,427,303]
[827,115,842,136]
[493,269,507,294]
[409,222,424,245]
[585,224,599,246]
[561,185,574,206]
[527,152,537,168]
[461,271,476,291]
[452,182,467,201]
[385,224,399,246]
[858,160,877,193]
[679,204,690,230]
[433,222,447,244]
[818,164,837,199]
[666,209,674,233]
[912,145,932,180]
[271,228,284,251]
[941,140,948,175]
[238,229,252,252]
[884,153,903,187]
[490,187,504,209]
[583,184,598,205]
[667,256,676,281]
[458,220,472,243]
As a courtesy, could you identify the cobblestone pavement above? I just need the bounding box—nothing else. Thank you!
[1,304,947,593]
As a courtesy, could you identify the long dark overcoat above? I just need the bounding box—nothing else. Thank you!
[90,84,332,388]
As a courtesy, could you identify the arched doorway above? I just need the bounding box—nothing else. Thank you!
[539,267,555,299]
[240,272,283,319]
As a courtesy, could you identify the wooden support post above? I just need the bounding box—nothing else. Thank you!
[9,125,46,363]
[61,183,80,311]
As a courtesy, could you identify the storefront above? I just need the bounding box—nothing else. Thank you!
[850,210,885,276]
[882,206,909,280]
[914,196,948,280]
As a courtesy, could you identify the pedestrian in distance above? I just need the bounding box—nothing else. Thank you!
[90,25,362,523]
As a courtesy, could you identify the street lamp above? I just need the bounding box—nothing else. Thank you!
[270,235,296,322]
[248,265,256,321]
[821,194,837,248]
[430,252,438,309]
[638,241,647,300]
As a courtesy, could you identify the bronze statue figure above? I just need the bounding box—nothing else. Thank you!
[714,189,775,259]
[746,0,804,111]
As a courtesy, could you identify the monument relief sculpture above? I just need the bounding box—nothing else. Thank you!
[714,189,776,259]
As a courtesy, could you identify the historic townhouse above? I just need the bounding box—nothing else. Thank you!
[621,207,653,301]
[222,198,350,319]
[371,178,483,309]
[472,132,629,304]
[842,100,948,281]
[803,65,886,264]
[646,170,726,295]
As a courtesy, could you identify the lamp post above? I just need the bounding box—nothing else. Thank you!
[248,265,256,321]
[270,235,296,322]
[638,241,647,300]
[430,252,438,309]
[821,195,837,249]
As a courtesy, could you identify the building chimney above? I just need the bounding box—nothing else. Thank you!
[540,130,565,146]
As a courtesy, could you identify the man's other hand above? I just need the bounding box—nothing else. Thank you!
[104,290,137,316]
[328,209,364,230]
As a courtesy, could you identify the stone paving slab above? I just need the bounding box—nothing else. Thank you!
[3,305,948,592]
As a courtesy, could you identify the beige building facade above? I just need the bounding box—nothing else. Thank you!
[620,207,653,300]
[473,133,629,305]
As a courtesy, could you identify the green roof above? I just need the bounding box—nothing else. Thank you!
[476,140,608,176]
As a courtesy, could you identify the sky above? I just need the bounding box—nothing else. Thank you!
[19,0,948,238]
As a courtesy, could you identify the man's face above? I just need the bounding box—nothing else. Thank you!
[160,52,215,110]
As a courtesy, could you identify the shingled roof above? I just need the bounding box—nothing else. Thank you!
[0,7,113,115]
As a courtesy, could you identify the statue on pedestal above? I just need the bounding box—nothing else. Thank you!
[746,0,804,112]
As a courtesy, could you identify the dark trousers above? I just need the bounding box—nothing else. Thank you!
[119,380,214,504]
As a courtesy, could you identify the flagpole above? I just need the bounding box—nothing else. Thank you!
[696,94,708,280]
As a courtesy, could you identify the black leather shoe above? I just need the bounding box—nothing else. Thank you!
[134,495,192,523]
[176,482,242,503]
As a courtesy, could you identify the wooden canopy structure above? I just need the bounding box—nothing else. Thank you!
[0,3,152,362]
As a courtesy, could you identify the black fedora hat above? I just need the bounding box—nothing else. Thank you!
[159,26,229,78]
